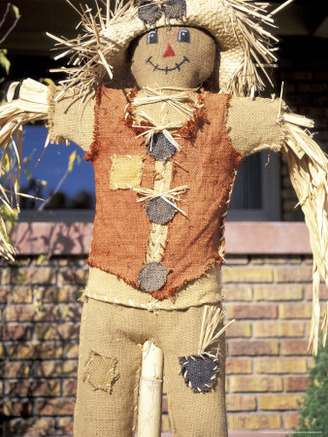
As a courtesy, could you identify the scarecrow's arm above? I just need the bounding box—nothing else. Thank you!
[227,96,283,156]
[0,78,49,146]
[0,78,95,153]
[228,96,328,355]
[48,85,95,152]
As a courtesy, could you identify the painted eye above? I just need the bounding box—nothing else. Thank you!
[177,29,190,43]
[147,30,158,45]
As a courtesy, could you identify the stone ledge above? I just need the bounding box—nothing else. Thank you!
[12,221,312,256]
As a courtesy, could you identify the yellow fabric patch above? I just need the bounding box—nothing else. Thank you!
[109,154,144,190]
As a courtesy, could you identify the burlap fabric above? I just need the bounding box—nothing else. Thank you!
[84,265,222,310]
[86,87,241,299]
[228,97,283,156]
[49,87,283,158]
[48,85,95,151]
[131,26,217,89]
[74,298,227,437]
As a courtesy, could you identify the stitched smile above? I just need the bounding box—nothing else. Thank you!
[146,56,190,74]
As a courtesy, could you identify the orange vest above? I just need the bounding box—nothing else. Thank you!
[86,87,242,299]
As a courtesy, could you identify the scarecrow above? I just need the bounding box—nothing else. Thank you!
[1,1,328,436]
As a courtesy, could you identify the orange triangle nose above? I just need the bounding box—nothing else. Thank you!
[163,43,176,58]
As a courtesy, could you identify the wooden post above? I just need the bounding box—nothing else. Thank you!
[137,341,164,437]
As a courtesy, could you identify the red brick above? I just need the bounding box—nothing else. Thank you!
[59,269,88,286]
[256,358,308,374]
[0,286,33,304]
[10,268,56,285]
[63,379,77,396]
[6,380,60,397]
[227,304,278,320]
[229,413,281,430]
[3,418,56,436]
[229,340,279,356]
[253,321,305,338]
[5,305,59,322]
[299,84,328,94]
[223,267,273,283]
[162,396,168,413]
[35,323,80,340]
[36,398,75,415]
[1,324,32,341]
[285,376,309,392]
[33,360,77,378]
[226,395,257,412]
[221,286,253,301]
[279,303,313,319]
[253,285,303,301]
[3,401,33,417]
[161,415,171,433]
[305,284,328,301]
[226,358,253,375]
[274,266,312,283]
[65,343,79,359]
[8,343,63,360]
[0,361,31,379]
[259,394,303,410]
[58,417,73,435]
[61,303,82,322]
[0,344,5,360]
[42,286,80,303]
[284,413,299,429]
[230,376,283,392]
[226,322,252,338]
[281,340,310,356]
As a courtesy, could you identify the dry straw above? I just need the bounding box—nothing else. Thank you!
[0,79,49,259]
[47,0,294,97]
[281,111,328,354]
[198,305,235,356]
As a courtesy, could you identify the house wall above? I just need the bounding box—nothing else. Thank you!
[278,36,328,221]
[1,222,327,436]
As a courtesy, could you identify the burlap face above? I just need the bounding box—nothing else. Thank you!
[131,26,217,88]
[74,298,227,437]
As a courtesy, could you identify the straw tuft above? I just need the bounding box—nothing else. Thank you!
[48,0,295,97]
[0,79,49,259]
[198,305,235,356]
[47,0,134,97]
[281,111,328,355]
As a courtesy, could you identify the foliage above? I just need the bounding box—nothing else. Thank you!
[0,3,20,75]
[292,338,328,435]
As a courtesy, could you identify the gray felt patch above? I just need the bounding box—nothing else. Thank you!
[138,262,168,292]
[137,1,162,25]
[162,0,186,21]
[147,133,176,162]
[179,351,220,393]
[146,197,177,225]
[136,0,186,25]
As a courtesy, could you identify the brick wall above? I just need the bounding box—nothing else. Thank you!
[277,36,328,221]
[1,252,326,436]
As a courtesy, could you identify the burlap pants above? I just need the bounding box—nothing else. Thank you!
[74,297,227,437]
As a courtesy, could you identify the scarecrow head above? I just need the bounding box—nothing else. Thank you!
[51,0,278,96]
[130,26,217,88]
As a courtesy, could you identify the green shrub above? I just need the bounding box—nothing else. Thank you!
[292,338,328,436]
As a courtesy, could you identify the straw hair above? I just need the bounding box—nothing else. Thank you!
[0,79,49,259]
[198,306,235,356]
[281,111,328,355]
[47,0,291,97]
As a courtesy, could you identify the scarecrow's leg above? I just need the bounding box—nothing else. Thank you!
[74,298,143,437]
[160,305,227,437]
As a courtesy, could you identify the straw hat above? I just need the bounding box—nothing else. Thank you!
[50,0,281,96]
